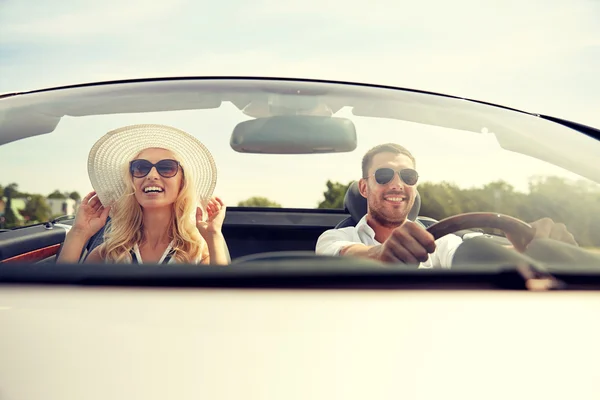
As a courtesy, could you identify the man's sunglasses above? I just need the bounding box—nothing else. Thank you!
[129,159,180,178]
[367,168,419,186]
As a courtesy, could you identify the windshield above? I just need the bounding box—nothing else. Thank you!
[1,78,599,257]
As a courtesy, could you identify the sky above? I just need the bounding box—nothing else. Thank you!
[1,0,600,207]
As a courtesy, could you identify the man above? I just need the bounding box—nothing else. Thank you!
[315,143,578,268]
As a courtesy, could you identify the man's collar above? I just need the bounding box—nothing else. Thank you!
[356,215,378,241]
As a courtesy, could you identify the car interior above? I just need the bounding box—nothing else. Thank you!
[1,177,500,265]
[0,182,418,264]
[0,78,598,270]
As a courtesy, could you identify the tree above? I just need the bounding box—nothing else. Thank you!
[2,183,20,228]
[2,183,32,199]
[418,181,465,220]
[3,197,19,227]
[3,183,18,198]
[48,190,67,199]
[317,180,352,209]
[20,195,52,223]
[238,196,282,207]
[69,191,81,201]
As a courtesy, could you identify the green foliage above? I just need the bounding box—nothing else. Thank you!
[2,183,32,198]
[48,190,67,199]
[69,191,81,201]
[3,197,19,227]
[238,196,282,208]
[2,183,21,228]
[319,177,600,247]
[19,195,52,223]
[1,183,80,229]
[3,183,19,198]
[317,180,352,209]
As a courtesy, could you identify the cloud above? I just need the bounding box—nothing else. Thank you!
[1,0,599,206]
[0,0,599,127]
[0,0,187,41]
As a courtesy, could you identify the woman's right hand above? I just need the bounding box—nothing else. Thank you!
[71,191,111,239]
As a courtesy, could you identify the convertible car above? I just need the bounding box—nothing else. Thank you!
[0,77,599,399]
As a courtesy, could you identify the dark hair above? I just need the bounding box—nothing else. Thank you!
[362,143,416,178]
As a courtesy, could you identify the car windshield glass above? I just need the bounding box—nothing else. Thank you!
[1,79,599,265]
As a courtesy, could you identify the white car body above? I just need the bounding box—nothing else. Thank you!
[1,286,599,400]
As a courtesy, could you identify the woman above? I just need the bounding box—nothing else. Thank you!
[57,124,229,265]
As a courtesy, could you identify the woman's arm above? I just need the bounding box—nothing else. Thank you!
[203,232,229,265]
[83,247,104,263]
[56,191,110,264]
[196,196,229,265]
[56,228,94,263]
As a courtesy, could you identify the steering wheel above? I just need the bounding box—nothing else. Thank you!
[426,212,535,251]
[232,212,536,265]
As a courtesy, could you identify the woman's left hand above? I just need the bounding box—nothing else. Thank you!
[196,196,227,237]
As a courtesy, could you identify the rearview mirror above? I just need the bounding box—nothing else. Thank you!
[230,116,357,154]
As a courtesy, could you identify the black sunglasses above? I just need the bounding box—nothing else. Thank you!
[367,168,419,186]
[129,159,180,178]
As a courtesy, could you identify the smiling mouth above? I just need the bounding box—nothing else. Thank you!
[384,195,406,203]
[143,186,164,193]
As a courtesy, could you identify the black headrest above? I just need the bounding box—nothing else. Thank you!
[344,181,421,223]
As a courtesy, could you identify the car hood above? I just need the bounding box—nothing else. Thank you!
[0,285,599,400]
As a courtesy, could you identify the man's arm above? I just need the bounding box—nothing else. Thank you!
[315,227,386,260]
[339,243,382,258]
[315,227,360,256]
[337,242,427,266]
[317,223,437,265]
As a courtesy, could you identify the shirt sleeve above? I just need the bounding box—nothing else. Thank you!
[315,228,360,256]
[420,234,463,269]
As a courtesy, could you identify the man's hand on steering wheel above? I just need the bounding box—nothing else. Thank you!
[376,222,436,264]
[506,217,578,251]
[375,214,578,264]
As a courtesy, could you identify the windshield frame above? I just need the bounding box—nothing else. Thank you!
[2,76,599,185]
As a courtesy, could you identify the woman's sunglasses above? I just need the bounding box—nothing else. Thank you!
[367,168,419,186]
[129,159,180,178]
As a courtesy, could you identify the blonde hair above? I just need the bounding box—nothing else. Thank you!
[97,152,209,264]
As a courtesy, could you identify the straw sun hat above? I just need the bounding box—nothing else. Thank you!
[88,124,217,207]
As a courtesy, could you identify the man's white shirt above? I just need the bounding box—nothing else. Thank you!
[315,215,464,268]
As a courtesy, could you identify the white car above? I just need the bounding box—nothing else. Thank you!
[1,77,599,400]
